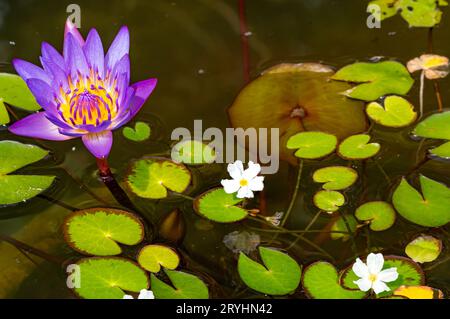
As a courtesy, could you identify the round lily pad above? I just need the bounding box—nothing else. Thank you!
[392,175,450,227]
[331,215,358,241]
[313,190,345,213]
[73,257,149,299]
[313,166,358,190]
[430,141,450,159]
[238,247,302,296]
[171,140,216,165]
[413,111,450,140]
[126,158,191,199]
[366,96,417,128]
[394,286,444,299]
[355,201,396,231]
[228,63,368,165]
[193,188,248,223]
[286,132,337,159]
[302,262,366,299]
[0,73,41,115]
[122,122,151,142]
[137,245,180,273]
[63,208,144,256]
[338,134,381,160]
[150,270,209,299]
[405,235,442,263]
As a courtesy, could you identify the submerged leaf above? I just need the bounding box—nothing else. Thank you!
[366,96,417,128]
[137,245,180,273]
[394,285,444,299]
[313,190,345,213]
[338,134,381,160]
[413,111,450,140]
[312,166,358,190]
[150,270,209,299]
[355,201,396,231]
[331,215,358,240]
[405,235,442,263]
[122,122,151,142]
[286,132,337,159]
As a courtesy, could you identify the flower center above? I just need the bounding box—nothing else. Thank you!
[239,179,249,187]
[368,273,378,283]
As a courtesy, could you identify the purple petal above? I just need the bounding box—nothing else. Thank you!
[65,33,90,80]
[41,42,65,70]
[8,112,74,141]
[26,79,58,113]
[12,59,51,84]
[82,130,113,159]
[64,19,85,47]
[40,57,69,91]
[75,120,112,133]
[128,78,157,116]
[105,26,129,72]
[84,29,105,78]
[108,54,130,88]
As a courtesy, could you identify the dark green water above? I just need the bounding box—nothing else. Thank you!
[0,0,449,298]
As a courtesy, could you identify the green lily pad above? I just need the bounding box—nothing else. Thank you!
[63,208,144,256]
[313,190,345,213]
[150,270,209,299]
[355,201,396,231]
[122,122,151,142]
[331,215,358,241]
[392,175,450,227]
[286,132,337,159]
[193,188,248,223]
[430,141,450,159]
[73,257,149,299]
[171,140,216,165]
[137,245,180,273]
[313,166,358,190]
[341,256,425,298]
[405,235,442,263]
[413,111,450,140]
[332,61,414,101]
[302,262,366,299]
[0,99,10,125]
[366,96,417,128]
[338,134,381,160]
[0,140,55,206]
[238,247,301,295]
[126,158,191,199]
[397,0,448,28]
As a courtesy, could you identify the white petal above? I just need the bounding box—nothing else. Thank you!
[353,278,372,292]
[372,280,390,294]
[138,289,155,299]
[248,176,264,191]
[377,267,399,283]
[221,179,241,194]
[123,294,134,299]
[228,161,244,180]
[366,253,384,274]
[237,186,254,199]
[243,161,261,179]
[352,258,369,278]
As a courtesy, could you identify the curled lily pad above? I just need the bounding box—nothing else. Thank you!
[392,175,450,227]
[171,140,216,165]
[238,247,301,295]
[405,235,442,263]
[313,166,358,190]
[137,245,180,273]
[126,158,191,199]
[355,201,396,231]
[286,132,337,159]
[228,63,367,165]
[394,286,444,299]
[63,208,144,256]
[338,134,381,160]
[407,54,449,80]
[73,257,149,299]
[0,141,55,206]
[150,270,209,299]
[302,262,366,299]
[122,122,151,142]
[413,111,450,140]
[331,215,358,241]
[366,96,417,128]
[313,190,345,213]
[193,188,248,223]
[332,61,414,101]
[430,141,450,159]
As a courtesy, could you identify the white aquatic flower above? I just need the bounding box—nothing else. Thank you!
[352,253,399,295]
[123,289,155,299]
[221,160,264,199]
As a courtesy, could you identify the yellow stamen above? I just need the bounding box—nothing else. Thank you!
[240,179,248,187]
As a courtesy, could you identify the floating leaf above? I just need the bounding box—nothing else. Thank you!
[302,262,366,299]
[338,134,381,160]
[413,111,450,140]
[137,245,180,273]
[122,122,151,142]
[313,190,345,213]
[193,188,248,223]
[228,63,368,165]
[238,247,301,295]
[126,158,191,199]
[312,166,358,190]
[73,258,149,299]
[171,140,216,165]
[0,73,41,118]
[332,61,414,101]
[405,235,442,263]
[394,285,444,299]
[150,270,209,299]
[0,99,9,125]
[430,141,450,159]
[366,96,417,128]
[331,215,358,240]
[63,208,144,256]
[355,201,396,231]
[0,141,55,205]
[286,132,337,159]
[392,175,450,227]
[397,0,448,28]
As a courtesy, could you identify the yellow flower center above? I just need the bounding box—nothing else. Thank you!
[369,273,378,283]
[239,179,249,187]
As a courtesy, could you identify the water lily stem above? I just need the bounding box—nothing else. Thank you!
[173,193,195,201]
[433,81,444,112]
[286,210,322,250]
[419,70,425,119]
[281,160,304,227]
[337,211,358,258]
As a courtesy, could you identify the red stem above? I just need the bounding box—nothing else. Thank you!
[238,0,250,83]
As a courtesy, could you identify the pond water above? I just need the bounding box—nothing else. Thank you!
[0,0,449,299]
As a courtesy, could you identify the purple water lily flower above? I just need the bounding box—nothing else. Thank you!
[9,20,157,159]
